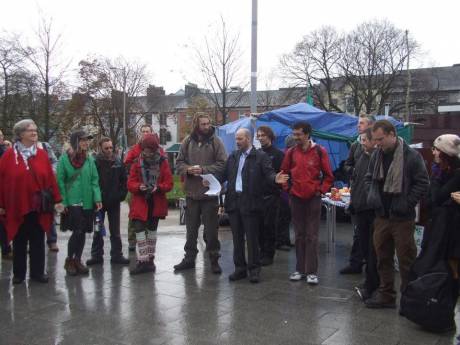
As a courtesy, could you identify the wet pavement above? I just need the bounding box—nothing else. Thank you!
[0,203,459,345]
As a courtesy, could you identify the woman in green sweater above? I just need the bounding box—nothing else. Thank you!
[57,130,102,276]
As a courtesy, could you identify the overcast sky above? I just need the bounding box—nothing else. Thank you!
[2,0,460,94]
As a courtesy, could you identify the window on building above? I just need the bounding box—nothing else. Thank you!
[414,100,424,112]
[438,96,448,105]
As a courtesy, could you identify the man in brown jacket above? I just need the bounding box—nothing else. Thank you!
[174,114,227,273]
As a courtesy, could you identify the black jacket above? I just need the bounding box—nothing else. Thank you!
[344,140,363,180]
[219,147,277,215]
[95,155,128,208]
[349,149,372,213]
[260,145,284,196]
[422,169,460,259]
[365,141,429,220]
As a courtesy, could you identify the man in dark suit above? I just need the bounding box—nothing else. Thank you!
[215,128,288,283]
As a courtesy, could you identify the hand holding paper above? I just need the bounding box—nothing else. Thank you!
[200,174,221,196]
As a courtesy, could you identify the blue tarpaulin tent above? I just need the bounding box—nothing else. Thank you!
[217,103,406,171]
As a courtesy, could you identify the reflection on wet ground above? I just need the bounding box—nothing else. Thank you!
[0,207,458,344]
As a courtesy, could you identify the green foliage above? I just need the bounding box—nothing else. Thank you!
[166,175,185,206]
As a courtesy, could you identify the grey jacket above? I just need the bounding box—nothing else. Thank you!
[364,141,429,220]
[176,127,227,200]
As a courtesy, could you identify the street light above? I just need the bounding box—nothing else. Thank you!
[111,67,128,149]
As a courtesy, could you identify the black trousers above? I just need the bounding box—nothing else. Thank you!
[276,196,291,246]
[67,206,93,260]
[13,212,45,279]
[348,215,365,269]
[90,204,123,259]
[356,210,379,294]
[0,221,11,255]
[228,199,261,273]
[259,195,279,259]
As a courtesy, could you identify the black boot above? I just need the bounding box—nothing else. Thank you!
[173,258,195,271]
[210,254,222,274]
[130,261,155,275]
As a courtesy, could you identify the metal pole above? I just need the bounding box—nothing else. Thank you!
[250,0,258,114]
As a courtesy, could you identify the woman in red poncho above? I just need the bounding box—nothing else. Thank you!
[0,119,62,284]
[128,134,173,275]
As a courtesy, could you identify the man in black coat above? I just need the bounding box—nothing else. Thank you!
[364,120,429,309]
[217,128,288,283]
[256,126,284,266]
[340,115,374,274]
[87,137,129,265]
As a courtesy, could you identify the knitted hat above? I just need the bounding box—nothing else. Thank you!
[433,134,460,158]
[141,133,159,151]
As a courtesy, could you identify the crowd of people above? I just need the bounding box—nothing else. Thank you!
[0,113,459,331]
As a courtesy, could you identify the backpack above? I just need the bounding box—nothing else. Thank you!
[400,261,455,332]
[400,206,456,332]
[285,144,324,189]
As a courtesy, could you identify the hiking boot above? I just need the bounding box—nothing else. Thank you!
[210,255,222,274]
[365,293,396,309]
[249,271,260,284]
[173,259,195,271]
[110,256,130,265]
[74,260,89,275]
[64,258,78,276]
[86,257,104,266]
[130,261,155,275]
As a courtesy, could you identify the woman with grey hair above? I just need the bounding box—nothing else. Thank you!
[0,119,63,284]
[57,129,102,276]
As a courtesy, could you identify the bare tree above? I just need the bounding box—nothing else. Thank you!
[76,56,149,146]
[20,16,70,141]
[195,17,247,124]
[0,32,26,133]
[339,20,418,115]
[280,26,343,112]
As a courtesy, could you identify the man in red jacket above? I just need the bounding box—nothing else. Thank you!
[280,122,334,285]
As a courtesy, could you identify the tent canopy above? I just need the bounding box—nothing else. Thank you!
[217,103,407,171]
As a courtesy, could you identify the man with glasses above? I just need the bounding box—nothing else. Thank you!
[86,137,129,265]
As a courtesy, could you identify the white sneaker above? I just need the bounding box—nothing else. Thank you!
[289,271,306,281]
[306,274,319,285]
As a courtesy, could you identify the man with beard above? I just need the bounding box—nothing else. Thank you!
[174,114,227,274]
[256,126,284,266]
[86,137,129,266]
